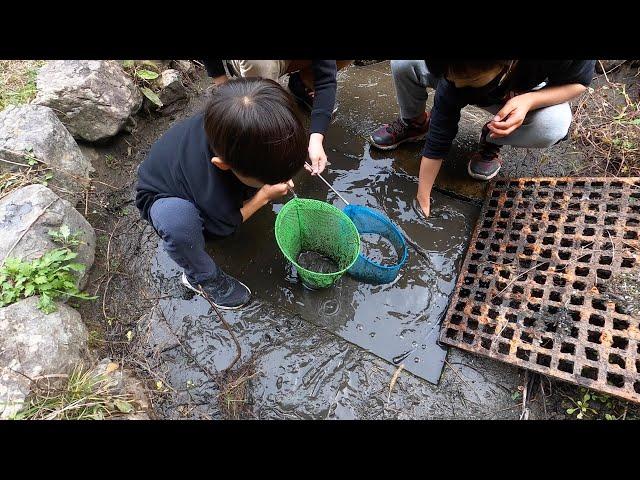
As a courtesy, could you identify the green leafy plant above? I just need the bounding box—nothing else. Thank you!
[24,147,38,166]
[37,173,53,187]
[566,390,598,419]
[139,87,163,107]
[0,227,95,313]
[135,69,159,81]
[121,60,164,108]
[48,224,83,248]
[0,249,95,313]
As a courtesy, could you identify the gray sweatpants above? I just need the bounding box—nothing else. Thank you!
[391,60,573,148]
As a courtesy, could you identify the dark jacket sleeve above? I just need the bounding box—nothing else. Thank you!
[547,60,596,87]
[201,59,227,78]
[310,60,338,135]
[422,80,467,159]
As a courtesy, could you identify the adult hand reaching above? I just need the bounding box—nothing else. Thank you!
[305,133,328,175]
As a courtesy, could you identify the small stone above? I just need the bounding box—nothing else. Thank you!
[159,69,187,106]
[171,60,196,76]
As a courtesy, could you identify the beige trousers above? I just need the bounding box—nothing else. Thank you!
[227,60,291,80]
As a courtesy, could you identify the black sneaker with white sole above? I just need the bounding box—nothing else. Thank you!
[181,270,251,310]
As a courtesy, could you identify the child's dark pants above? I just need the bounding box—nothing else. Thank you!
[148,197,220,284]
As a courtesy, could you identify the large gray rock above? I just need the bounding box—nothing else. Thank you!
[33,60,142,142]
[159,69,187,106]
[0,297,89,419]
[0,104,93,205]
[0,184,95,287]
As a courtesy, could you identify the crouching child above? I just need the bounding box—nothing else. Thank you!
[136,78,306,309]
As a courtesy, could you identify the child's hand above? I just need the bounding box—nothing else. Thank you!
[259,180,294,202]
[306,133,328,175]
[487,93,534,138]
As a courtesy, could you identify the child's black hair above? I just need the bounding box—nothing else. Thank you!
[204,77,307,185]
[426,60,512,78]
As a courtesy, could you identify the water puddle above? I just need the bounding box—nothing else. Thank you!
[359,233,399,265]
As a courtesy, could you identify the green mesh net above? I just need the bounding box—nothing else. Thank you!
[275,198,361,289]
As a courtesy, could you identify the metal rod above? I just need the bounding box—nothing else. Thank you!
[305,162,350,206]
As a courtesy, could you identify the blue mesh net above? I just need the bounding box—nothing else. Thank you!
[343,205,408,284]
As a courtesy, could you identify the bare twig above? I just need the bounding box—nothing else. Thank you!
[520,370,531,420]
[598,60,611,84]
[157,311,219,383]
[0,156,35,168]
[489,260,549,301]
[444,360,481,401]
[198,289,242,372]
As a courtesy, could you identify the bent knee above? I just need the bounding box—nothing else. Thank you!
[525,103,573,147]
[150,198,202,243]
[391,59,424,78]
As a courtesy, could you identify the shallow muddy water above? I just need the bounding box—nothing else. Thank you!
[130,62,553,419]
[359,233,399,266]
[151,134,479,383]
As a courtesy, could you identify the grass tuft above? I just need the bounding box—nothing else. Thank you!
[12,364,138,420]
[0,60,44,111]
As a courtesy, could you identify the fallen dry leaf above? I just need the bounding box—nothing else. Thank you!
[105,362,119,374]
[388,363,405,400]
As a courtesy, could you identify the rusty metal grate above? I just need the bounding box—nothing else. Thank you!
[440,177,640,403]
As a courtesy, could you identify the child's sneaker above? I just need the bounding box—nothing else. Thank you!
[467,123,503,181]
[181,270,251,310]
[369,112,430,150]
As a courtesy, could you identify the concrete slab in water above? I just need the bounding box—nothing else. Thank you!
[213,152,476,383]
